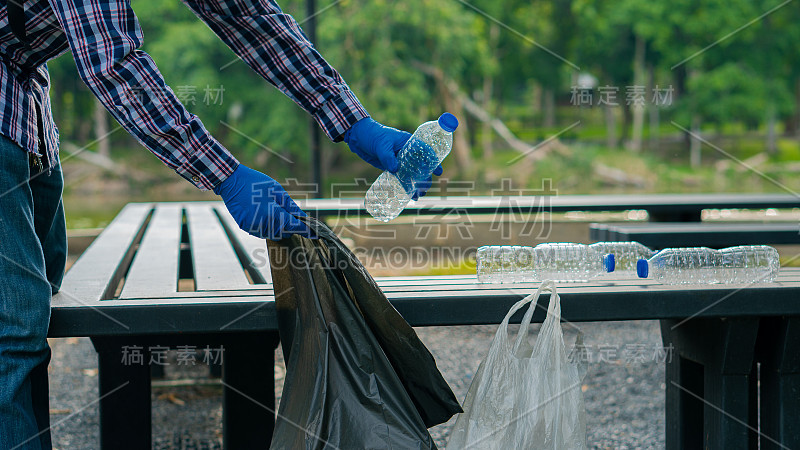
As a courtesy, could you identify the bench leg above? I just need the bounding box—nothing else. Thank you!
[209,359,223,378]
[757,317,800,450]
[222,332,280,450]
[663,352,704,449]
[661,318,759,450]
[703,373,753,449]
[91,338,152,450]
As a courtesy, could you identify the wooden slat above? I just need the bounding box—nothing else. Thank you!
[196,275,657,291]
[50,269,800,336]
[213,204,272,283]
[590,221,800,249]
[119,204,182,299]
[115,289,273,299]
[88,295,276,307]
[296,194,800,218]
[604,222,800,231]
[59,275,800,307]
[52,203,153,307]
[186,204,250,290]
[205,258,797,290]
[133,268,794,295]
[375,274,475,282]
[49,298,278,337]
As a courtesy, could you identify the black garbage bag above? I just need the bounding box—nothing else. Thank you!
[267,216,461,449]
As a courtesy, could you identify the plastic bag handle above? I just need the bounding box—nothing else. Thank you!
[498,280,556,327]
[498,292,537,330]
[511,280,560,354]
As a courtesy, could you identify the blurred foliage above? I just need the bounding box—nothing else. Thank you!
[48,0,800,190]
[682,63,793,128]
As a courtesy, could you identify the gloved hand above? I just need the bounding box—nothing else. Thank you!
[214,164,312,240]
[344,117,443,199]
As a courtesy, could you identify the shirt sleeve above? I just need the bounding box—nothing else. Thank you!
[181,0,369,142]
[47,0,239,190]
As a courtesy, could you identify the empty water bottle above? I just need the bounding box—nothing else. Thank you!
[365,113,458,222]
[590,241,655,274]
[475,245,537,283]
[636,245,780,284]
[476,243,615,283]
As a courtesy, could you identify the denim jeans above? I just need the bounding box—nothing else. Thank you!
[0,135,66,450]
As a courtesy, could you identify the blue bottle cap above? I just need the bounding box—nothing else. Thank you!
[603,254,615,272]
[438,113,458,132]
[637,259,649,278]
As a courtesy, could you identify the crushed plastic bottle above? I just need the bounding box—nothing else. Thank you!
[636,245,780,284]
[476,243,615,283]
[365,113,458,222]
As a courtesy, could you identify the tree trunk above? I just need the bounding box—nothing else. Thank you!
[621,105,632,142]
[531,82,542,115]
[481,77,493,159]
[629,34,646,152]
[93,97,110,158]
[796,76,800,138]
[766,104,777,155]
[650,105,660,152]
[481,75,494,160]
[440,81,472,175]
[481,24,499,161]
[604,106,617,149]
[787,76,800,138]
[690,115,701,168]
[648,64,659,151]
[467,114,477,150]
[543,88,555,128]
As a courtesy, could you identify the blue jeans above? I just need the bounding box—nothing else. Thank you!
[0,135,66,450]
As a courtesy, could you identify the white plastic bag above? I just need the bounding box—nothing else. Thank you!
[446,281,587,450]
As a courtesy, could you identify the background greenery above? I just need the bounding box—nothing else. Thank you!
[47,0,800,227]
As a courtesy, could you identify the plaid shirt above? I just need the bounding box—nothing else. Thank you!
[0,0,368,189]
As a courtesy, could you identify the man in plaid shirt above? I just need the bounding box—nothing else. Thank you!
[0,0,442,447]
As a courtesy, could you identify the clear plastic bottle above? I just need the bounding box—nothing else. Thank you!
[475,245,537,283]
[476,243,615,283]
[636,245,780,284]
[719,245,781,283]
[590,241,655,274]
[365,113,458,222]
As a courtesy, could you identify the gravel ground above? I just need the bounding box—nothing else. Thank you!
[47,320,664,449]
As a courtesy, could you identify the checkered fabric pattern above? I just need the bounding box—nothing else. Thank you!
[0,0,368,189]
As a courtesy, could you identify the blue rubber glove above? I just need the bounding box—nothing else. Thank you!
[214,165,312,240]
[344,117,443,199]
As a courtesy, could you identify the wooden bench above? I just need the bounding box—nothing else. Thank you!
[50,200,800,449]
[590,222,800,249]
